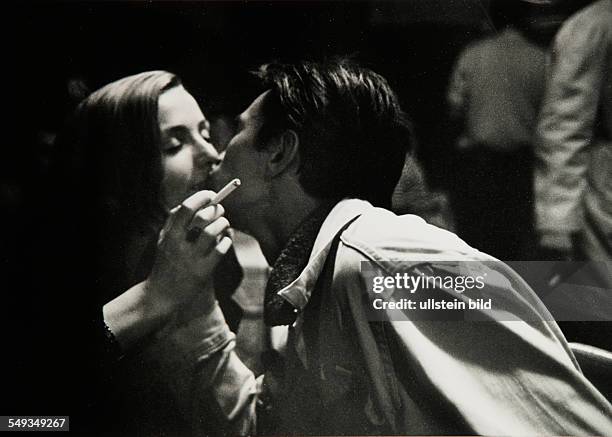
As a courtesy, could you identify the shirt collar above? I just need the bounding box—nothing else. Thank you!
[263,201,335,326]
[276,198,373,311]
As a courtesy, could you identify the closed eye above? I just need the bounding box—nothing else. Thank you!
[162,137,183,155]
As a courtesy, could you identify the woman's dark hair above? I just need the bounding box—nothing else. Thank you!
[253,58,413,209]
[53,70,181,302]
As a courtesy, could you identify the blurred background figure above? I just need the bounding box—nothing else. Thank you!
[534,0,612,266]
[533,0,612,351]
[447,0,549,261]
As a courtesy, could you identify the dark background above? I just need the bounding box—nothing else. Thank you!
[11,0,491,192]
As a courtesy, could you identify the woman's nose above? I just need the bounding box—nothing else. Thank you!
[194,136,221,166]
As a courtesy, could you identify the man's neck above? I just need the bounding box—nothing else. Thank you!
[253,184,323,264]
[259,200,322,264]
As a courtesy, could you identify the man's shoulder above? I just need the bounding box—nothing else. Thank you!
[461,33,505,55]
[453,34,506,73]
[559,0,612,42]
[455,38,486,65]
[577,0,612,23]
[337,207,480,265]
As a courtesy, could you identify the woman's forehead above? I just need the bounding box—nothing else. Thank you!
[158,86,205,128]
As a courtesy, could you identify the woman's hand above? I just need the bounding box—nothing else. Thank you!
[150,190,232,310]
[104,190,232,350]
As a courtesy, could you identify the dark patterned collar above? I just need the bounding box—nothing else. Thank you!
[264,202,336,326]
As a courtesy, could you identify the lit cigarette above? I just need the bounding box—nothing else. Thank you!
[210,178,241,205]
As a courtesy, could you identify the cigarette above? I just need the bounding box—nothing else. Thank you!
[210,178,241,205]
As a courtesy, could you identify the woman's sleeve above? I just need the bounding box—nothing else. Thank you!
[145,301,260,436]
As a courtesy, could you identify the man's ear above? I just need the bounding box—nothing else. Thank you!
[267,129,300,178]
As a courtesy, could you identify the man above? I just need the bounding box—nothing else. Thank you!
[534,0,612,264]
[447,1,547,260]
[533,0,612,359]
[152,60,612,435]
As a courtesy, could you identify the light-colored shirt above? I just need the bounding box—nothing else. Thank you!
[448,27,547,151]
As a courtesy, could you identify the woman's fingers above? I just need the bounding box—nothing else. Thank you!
[213,236,233,258]
[170,190,216,232]
[202,236,233,273]
[161,190,228,246]
[158,205,181,243]
[154,189,231,283]
[189,204,225,232]
[195,216,230,253]
[184,204,225,242]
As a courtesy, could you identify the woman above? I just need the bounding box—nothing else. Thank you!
[43,71,239,435]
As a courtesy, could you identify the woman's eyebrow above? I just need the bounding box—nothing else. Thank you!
[161,125,189,137]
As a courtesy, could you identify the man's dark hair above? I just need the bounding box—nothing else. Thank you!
[253,59,413,209]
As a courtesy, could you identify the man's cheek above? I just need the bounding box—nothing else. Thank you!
[208,166,231,192]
